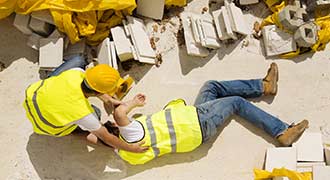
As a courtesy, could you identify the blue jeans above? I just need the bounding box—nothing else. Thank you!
[194,80,289,142]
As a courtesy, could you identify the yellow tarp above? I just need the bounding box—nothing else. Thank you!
[0,0,186,45]
[254,168,312,180]
[261,0,330,58]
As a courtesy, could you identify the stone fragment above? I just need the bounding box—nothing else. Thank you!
[13,14,33,35]
[111,26,134,62]
[180,12,209,57]
[226,2,250,35]
[29,17,54,37]
[27,33,43,50]
[294,22,318,47]
[293,132,324,162]
[212,9,231,40]
[262,25,297,57]
[136,0,165,20]
[278,5,306,32]
[239,0,259,5]
[31,10,54,25]
[39,38,63,69]
[97,38,118,70]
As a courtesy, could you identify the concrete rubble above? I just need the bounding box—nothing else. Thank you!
[294,22,318,48]
[97,38,118,70]
[239,0,259,5]
[39,38,63,70]
[136,0,165,20]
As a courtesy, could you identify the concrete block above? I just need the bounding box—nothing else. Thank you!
[31,10,54,25]
[48,29,64,39]
[27,33,43,50]
[294,22,318,47]
[296,162,325,172]
[212,9,231,40]
[13,14,33,35]
[262,25,297,57]
[199,14,221,49]
[29,17,54,37]
[221,6,237,40]
[293,132,324,162]
[180,12,209,57]
[278,5,306,32]
[313,166,330,180]
[325,146,330,165]
[266,147,297,171]
[97,38,118,70]
[316,0,330,6]
[126,16,156,64]
[111,26,134,62]
[240,0,259,5]
[63,40,86,60]
[226,2,250,35]
[136,0,165,20]
[39,38,63,69]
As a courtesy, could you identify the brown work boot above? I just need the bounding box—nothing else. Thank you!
[263,62,279,95]
[277,119,309,147]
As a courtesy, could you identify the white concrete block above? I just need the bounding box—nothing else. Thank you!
[197,14,221,49]
[293,132,324,162]
[63,40,86,60]
[313,166,330,180]
[13,14,33,35]
[110,41,118,70]
[136,0,165,20]
[212,9,231,40]
[97,38,113,67]
[262,25,297,57]
[266,147,297,171]
[31,10,54,25]
[27,33,43,50]
[296,162,325,172]
[221,6,237,40]
[325,146,330,165]
[240,0,259,5]
[29,17,53,37]
[111,26,134,62]
[226,3,250,35]
[126,16,156,64]
[180,12,209,57]
[39,38,63,69]
[190,16,202,44]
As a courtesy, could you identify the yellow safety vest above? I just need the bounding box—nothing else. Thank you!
[118,99,203,165]
[23,69,94,137]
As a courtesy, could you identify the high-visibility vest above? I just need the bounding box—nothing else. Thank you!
[118,99,203,165]
[23,69,94,137]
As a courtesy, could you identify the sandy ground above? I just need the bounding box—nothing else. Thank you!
[1,0,330,179]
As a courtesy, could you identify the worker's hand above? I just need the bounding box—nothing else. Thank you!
[133,93,146,107]
[110,97,123,107]
[130,141,149,153]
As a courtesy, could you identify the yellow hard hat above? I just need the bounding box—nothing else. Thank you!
[85,64,121,95]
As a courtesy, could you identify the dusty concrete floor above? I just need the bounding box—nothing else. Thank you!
[1,0,330,179]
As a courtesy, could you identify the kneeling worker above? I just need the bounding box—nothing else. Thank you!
[23,63,147,153]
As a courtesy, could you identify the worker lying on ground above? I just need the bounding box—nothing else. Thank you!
[23,55,148,153]
[96,63,309,164]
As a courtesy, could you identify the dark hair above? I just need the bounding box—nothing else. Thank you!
[81,80,99,95]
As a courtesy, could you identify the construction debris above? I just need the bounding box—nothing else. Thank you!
[26,33,43,50]
[97,38,118,70]
[294,22,318,48]
[313,166,330,180]
[293,132,324,162]
[136,0,165,20]
[111,26,135,62]
[13,14,33,35]
[31,10,54,25]
[28,17,54,37]
[39,38,63,70]
[262,25,297,57]
[239,0,259,5]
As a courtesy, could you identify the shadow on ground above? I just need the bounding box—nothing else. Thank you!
[27,115,278,180]
[0,15,38,72]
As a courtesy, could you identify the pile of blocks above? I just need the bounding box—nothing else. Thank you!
[265,132,330,180]
[262,2,319,57]
[110,16,157,65]
[181,1,250,57]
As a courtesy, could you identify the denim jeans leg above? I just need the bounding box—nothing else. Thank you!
[196,96,288,142]
[194,79,264,106]
[48,55,87,78]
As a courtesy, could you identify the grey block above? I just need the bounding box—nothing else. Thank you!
[294,22,318,47]
[39,38,63,69]
[29,17,54,37]
[278,5,306,32]
[13,14,33,35]
[31,10,55,25]
[27,33,43,50]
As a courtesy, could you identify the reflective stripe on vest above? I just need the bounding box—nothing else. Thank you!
[24,81,76,136]
[145,115,160,157]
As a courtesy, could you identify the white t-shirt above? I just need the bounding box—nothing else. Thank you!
[118,119,144,143]
[71,113,102,131]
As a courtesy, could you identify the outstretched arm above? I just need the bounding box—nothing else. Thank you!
[91,126,148,153]
[113,93,146,126]
[97,94,123,115]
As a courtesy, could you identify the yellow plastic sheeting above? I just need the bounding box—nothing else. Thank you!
[263,0,286,12]
[312,15,330,52]
[254,168,312,180]
[166,0,186,7]
[0,0,17,19]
